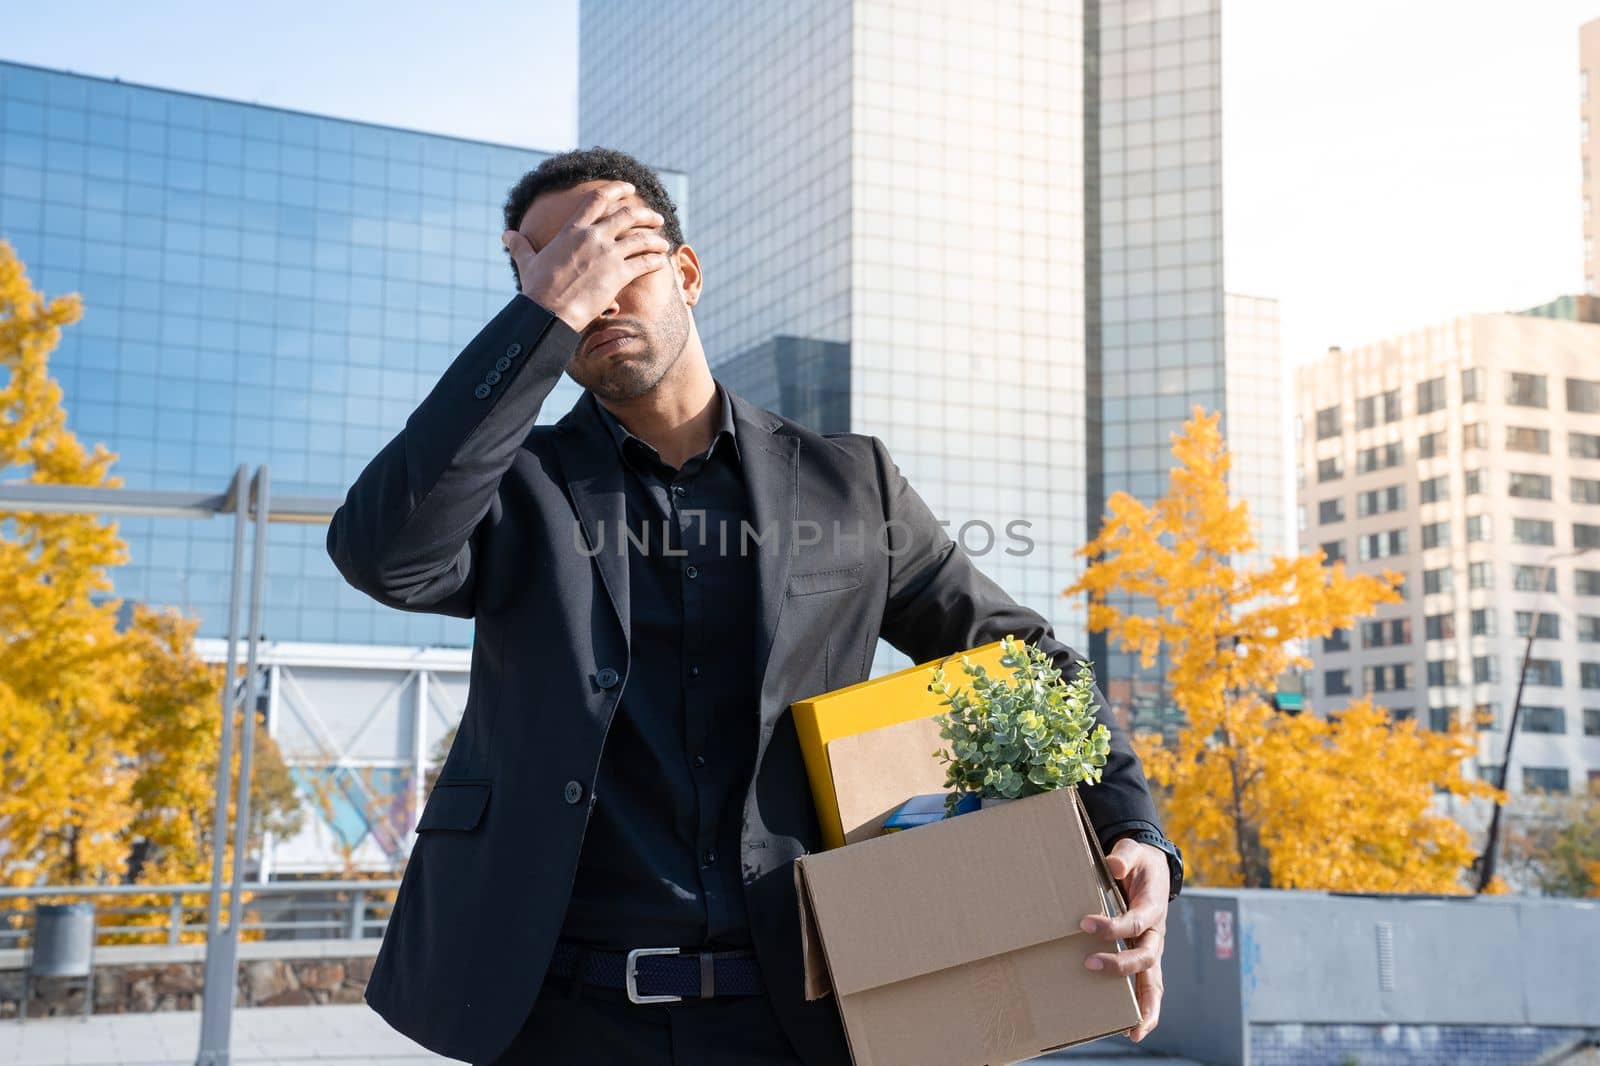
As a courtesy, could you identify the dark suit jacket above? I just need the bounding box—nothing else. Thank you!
[326,293,1161,1065]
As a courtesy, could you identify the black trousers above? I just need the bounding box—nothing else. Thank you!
[482,978,809,1065]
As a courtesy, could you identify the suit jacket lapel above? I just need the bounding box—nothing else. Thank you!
[553,391,630,647]
[728,387,799,695]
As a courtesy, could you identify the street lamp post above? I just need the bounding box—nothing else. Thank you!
[1475,545,1595,893]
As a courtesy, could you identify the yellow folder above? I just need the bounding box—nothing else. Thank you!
[790,640,1010,849]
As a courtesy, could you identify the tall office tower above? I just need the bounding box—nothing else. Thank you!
[1582,18,1600,295]
[1224,293,1290,568]
[1295,303,1600,799]
[580,0,1231,697]
[0,60,687,872]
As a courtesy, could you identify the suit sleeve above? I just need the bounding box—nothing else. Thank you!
[868,434,1163,839]
[326,294,581,618]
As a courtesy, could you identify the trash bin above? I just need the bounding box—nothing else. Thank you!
[19,902,96,1022]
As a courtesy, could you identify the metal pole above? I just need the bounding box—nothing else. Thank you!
[196,467,271,1066]
[197,468,249,1064]
[1476,615,1539,893]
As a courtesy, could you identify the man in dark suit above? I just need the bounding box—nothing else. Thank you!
[327,147,1184,1066]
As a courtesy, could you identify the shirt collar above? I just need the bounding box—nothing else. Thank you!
[592,379,741,466]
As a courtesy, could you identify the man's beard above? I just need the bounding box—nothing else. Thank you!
[574,286,691,402]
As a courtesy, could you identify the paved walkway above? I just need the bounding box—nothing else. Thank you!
[3,1004,1198,1065]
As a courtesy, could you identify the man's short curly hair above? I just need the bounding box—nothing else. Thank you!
[500,146,685,289]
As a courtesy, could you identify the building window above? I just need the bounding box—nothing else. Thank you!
[1463,422,1488,451]
[1325,669,1351,696]
[1508,472,1553,499]
[1466,514,1490,542]
[1576,523,1600,550]
[1357,442,1404,473]
[1426,659,1458,687]
[1417,376,1447,415]
[1574,477,1600,505]
[1580,615,1600,643]
[1583,662,1600,689]
[1425,612,1456,640]
[1506,372,1549,408]
[1428,706,1456,732]
[1464,469,1486,495]
[1421,521,1451,550]
[1568,377,1600,413]
[1572,431,1600,459]
[1514,612,1560,639]
[1419,475,1450,504]
[1317,455,1343,482]
[1363,663,1410,692]
[1521,706,1567,734]
[1321,540,1346,565]
[1361,618,1412,648]
[1357,485,1405,517]
[1471,608,1497,636]
[1511,517,1554,546]
[1515,564,1557,592]
[1462,367,1485,403]
[1315,405,1342,440]
[1423,567,1452,595]
[1476,703,1503,730]
[1526,659,1564,687]
[1324,627,1350,653]
[1417,430,1445,459]
[1355,391,1401,429]
[1581,570,1600,596]
[1473,656,1501,683]
[1318,498,1345,524]
[1469,562,1494,589]
[1523,767,1570,794]
[1506,426,1551,454]
[1584,708,1600,736]
[1359,529,1407,561]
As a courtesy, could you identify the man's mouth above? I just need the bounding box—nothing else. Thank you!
[584,328,637,356]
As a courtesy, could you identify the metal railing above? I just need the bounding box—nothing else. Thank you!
[0,881,401,951]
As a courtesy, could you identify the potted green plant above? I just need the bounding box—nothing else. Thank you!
[930,634,1111,814]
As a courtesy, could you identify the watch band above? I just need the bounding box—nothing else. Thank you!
[1120,828,1184,900]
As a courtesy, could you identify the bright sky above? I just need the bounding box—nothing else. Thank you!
[5,0,1598,367]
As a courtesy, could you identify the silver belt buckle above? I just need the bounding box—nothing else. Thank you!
[625,946,682,1004]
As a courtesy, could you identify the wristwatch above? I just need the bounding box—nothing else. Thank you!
[1117,829,1185,900]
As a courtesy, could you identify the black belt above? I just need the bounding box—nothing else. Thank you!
[546,942,764,1003]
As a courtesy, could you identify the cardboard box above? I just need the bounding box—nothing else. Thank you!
[795,760,1141,1064]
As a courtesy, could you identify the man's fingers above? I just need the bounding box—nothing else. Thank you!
[1080,900,1162,942]
[1128,966,1164,1042]
[502,229,535,272]
[1083,930,1161,977]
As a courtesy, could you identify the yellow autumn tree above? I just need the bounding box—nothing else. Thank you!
[0,240,300,921]
[1066,406,1501,892]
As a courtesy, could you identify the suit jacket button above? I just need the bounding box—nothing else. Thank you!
[473,383,492,400]
[506,342,522,358]
[563,780,584,805]
[485,370,502,386]
[495,356,513,372]
[595,666,619,688]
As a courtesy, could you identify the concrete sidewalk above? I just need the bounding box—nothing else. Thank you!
[2,1004,1197,1065]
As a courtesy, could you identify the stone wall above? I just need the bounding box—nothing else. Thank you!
[0,941,378,1020]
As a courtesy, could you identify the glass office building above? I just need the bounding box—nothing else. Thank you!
[579,0,1267,715]
[0,59,686,647]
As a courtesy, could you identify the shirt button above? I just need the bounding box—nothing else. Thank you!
[685,565,698,579]
[563,780,584,805]
[505,342,522,358]
[703,849,718,865]
[689,664,701,678]
[671,484,687,496]
[693,754,707,768]
[595,666,620,688]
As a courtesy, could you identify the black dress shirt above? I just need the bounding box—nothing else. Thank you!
[558,379,762,950]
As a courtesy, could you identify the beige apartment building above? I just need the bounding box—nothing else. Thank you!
[1296,302,1600,797]
[1582,18,1600,294]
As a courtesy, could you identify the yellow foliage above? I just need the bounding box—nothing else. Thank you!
[1066,406,1501,892]
[0,241,301,940]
